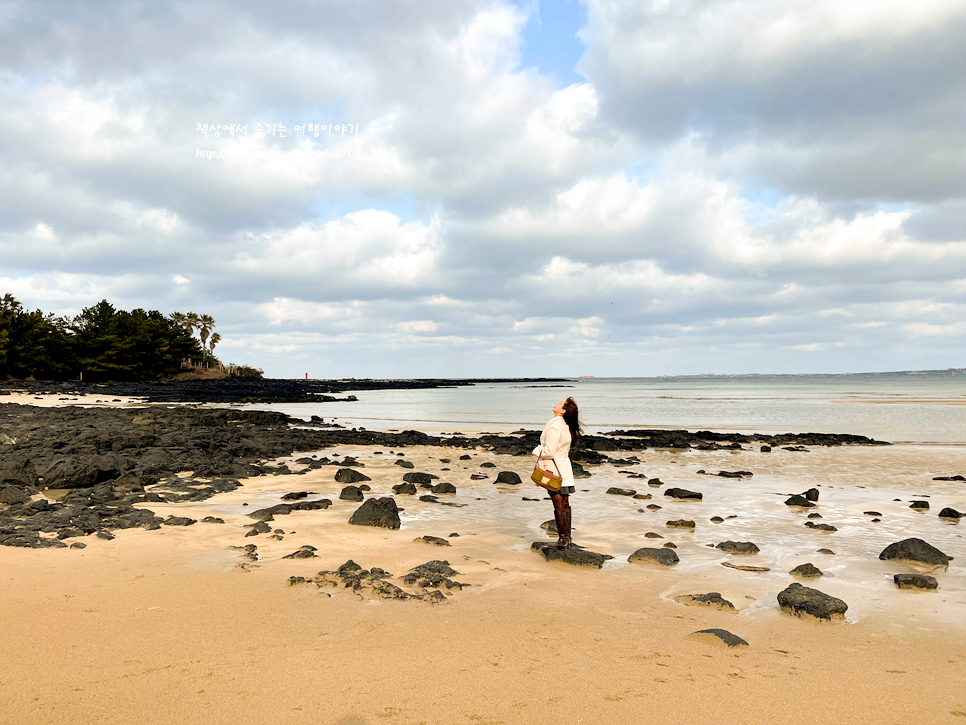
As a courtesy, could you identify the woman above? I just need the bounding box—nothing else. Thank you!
[533,397,582,549]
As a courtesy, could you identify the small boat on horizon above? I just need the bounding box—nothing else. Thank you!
[579,375,596,379]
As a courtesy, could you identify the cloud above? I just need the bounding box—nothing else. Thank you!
[0,0,964,377]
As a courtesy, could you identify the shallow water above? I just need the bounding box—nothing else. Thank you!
[239,373,966,444]
[179,440,966,629]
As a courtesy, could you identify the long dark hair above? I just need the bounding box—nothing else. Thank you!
[562,397,582,442]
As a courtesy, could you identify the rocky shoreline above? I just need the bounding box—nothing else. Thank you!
[0,401,891,551]
[0,376,570,404]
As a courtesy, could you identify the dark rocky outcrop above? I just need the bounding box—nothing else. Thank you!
[334,468,371,484]
[402,472,436,484]
[163,516,196,526]
[804,522,837,532]
[283,545,317,559]
[938,507,962,519]
[785,495,816,508]
[879,538,950,568]
[393,459,415,469]
[789,563,823,578]
[664,488,702,500]
[777,583,848,621]
[909,501,930,510]
[392,482,417,495]
[688,629,748,647]
[606,487,636,496]
[675,592,736,612]
[894,574,938,590]
[413,536,450,546]
[348,497,401,529]
[495,471,522,485]
[628,547,679,567]
[531,541,613,568]
[339,486,364,502]
[716,541,759,555]
[666,519,695,529]
[431,482,457,494]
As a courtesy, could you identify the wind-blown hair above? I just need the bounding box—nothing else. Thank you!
[562,397,583,442]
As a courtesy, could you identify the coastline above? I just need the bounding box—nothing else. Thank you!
[2,398,965,723]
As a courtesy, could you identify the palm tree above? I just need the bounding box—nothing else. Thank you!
[185,312,201,337]
[208,332,221,366]
[169,311,188,331]
[197,314,215,367]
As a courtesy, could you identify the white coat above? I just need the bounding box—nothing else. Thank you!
[532,416,575,489]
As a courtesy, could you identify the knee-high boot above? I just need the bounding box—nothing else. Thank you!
[556,509,572,549]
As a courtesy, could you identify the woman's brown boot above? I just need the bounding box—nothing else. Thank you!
[556,510,572,549]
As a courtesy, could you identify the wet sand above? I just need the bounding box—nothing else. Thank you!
[2,440,966,724]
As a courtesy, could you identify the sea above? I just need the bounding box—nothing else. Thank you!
[242,372,966,444]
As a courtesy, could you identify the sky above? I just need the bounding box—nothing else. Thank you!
[1,0,964,378]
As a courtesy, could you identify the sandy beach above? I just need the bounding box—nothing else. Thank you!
[2,425,965,724]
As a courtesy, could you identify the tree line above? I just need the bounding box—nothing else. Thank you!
[0,294,257,381]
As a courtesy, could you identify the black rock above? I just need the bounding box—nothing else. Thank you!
[431,482,457,494]
[910,501,930,510]
[335,468,371,484]
[531,541,613,568]
[628,548,679,566]
[690,629,748,647]
[339,485,364,502]
[459,455,471,460]
[480,462,496,468]
[789,563,823,578]
[248,503,292,521]
[666,519,695,529]
[785,495,815,507]
[777,583,848,621]
[283,546,317,559]
[164,516,196,526]
[716,541,759,555]
[201,516,225,524]
[281,491,309,500]
[606,487,636,496]
[348,497,401,529]
[760,446,772,453]
[394,459,415,469]
[863,511,882,516]
[879,538,950,567]
[495,471,522,485]
[803,488,819,502]
[414,536,451,546]
[804,522,837,532]
[469,474,487,480]
[675,592,736,611]
[403,472,437,484]
[664,488,702,500]
[69,542,87,549]
[647,478,663,487]
[392,482,417,495]
[938,507,962,519]
[933,475,965,481]
[644,532,663,539]
[717,471,753,478]
[894,574,938,590]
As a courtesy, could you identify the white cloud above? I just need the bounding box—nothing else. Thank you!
[395,319,437,333]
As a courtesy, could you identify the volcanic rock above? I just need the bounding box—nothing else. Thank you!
[879,538,950,568]
[675,592,736,612]
[664,488,702,500]
[789,563,823,578]
[495,471,522,485]
[777,583,847,621]
[716,541,759,555]
[628,547,679,567]
[606,487,636,496]
[335,468,371,484]
[531,541,613,568]
[688,629,748,648]
[348,497,401,529]
[339,486,364,502]
[894,574,938,590]
[666,519,695,529]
